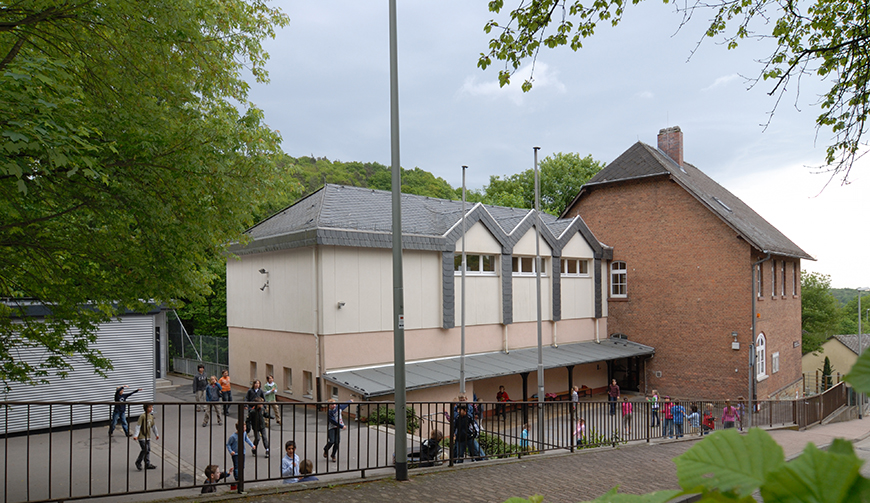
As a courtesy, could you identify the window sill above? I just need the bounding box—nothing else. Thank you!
[609,297,630,302]
[454,272,498,276]
[303,394,313,400]
[756,374,769,383]
[756,297,764,301]
[284,390,293,395]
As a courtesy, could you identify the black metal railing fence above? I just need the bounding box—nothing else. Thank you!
[0,391,849,503]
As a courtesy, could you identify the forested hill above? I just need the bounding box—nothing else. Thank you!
[282,155,459,200]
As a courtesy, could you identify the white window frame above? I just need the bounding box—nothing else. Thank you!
[771,351,780,374]
[756,264,763,298]
[454,253,497,275]
[756,333,767,380]
[771,261,776,297]
[561,258,590,277]
[610,261,627,298]
[512,256,547,276]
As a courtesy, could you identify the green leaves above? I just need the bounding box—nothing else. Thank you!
[677,429,784,497]
[845,344,870,395]
[0,1,289,388]
[760,440,864,503]
[481,0,870,183]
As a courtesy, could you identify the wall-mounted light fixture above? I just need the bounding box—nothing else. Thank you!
[731,331,740,350]
[259,268,269,291]
[337,301,346,309]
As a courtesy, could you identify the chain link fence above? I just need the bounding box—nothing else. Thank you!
[168,315,228,377]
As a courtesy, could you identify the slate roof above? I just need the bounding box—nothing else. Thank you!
[322,338,655,398]
[833,334,870,355]
[565,142,813,260]
[233,184,604,254]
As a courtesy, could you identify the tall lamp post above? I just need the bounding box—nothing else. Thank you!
[859,287,869,419]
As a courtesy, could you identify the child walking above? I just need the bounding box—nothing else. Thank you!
[134,403,159,471]
[247,397,270,457]
[686,404,701,436]
[226,422,254,489]
[203,376,223,427]
[621,397,633,436]
[575,417,586,446]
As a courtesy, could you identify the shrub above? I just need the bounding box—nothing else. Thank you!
[367,405,420,433]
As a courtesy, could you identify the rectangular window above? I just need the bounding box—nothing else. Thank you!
[265,363,274,380]
[611,261,627,298]
[771,352,780,373]
[454,253,496,274]
[561,258,590,276]
[250,361,257,384]
[793,264,798,296]
[303,371,314,397]
[512,256,546,275]
[756,264,763,298]
[283,367,293,393]
[771,261,777,297]
[781,261,786,297]
[331,386,339,399]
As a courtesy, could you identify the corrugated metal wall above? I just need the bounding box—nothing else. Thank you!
[1,314,156,433]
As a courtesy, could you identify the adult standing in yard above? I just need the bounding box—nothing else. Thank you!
[193,365,208,412]
[608,379,620,415]
[495,386,511,421]
[323,398,353,462]
[219,370,232,416]
[263,375,281,426]
[110,385,142,437]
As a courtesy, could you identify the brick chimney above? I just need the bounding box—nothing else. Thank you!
[657,126,683,167]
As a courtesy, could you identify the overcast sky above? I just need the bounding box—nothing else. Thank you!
[244,1,868,289]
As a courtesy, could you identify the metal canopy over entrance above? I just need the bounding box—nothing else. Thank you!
[322,338,654,399]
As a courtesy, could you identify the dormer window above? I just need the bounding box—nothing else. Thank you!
[512,256,546,275]
[454,254,496,275]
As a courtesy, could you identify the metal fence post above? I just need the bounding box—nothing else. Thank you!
[237,403,245,493]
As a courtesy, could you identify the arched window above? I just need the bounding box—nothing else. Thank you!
[610,261,627,298]
[756,333,767,379]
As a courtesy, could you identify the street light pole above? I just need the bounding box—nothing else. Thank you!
[859,287,869,419]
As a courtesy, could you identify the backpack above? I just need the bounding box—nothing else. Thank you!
[468,418,480,439]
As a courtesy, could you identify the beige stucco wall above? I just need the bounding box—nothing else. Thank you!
[320,247,442,334]
[455,221,502,254]
[228,326,316,400]
[227,248,316,334]
[802,339,857,377]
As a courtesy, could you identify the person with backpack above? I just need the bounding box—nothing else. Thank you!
[672,400,686,438]
[452,404,473,463]
[420,429,444,466]
[661,396,674,438]
[702,404,716,435]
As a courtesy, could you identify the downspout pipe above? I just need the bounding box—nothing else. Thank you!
[749,252,772,429]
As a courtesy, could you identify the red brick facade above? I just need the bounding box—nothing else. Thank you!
[565,176,804,400]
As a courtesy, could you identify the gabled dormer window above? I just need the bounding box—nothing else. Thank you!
[561,258,589,277]
[512,256,546,275]
[454,254,496,275]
